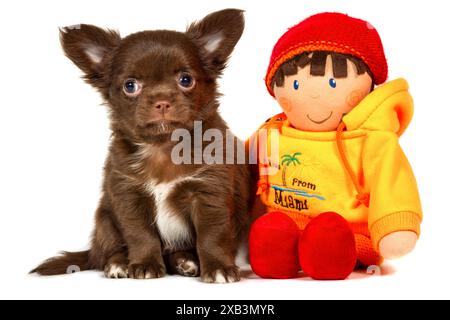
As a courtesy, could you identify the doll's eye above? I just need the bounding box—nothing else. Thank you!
[329,78,337,88]
[293,80,300,90]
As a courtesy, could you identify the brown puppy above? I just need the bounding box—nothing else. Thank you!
[32,9,252,283]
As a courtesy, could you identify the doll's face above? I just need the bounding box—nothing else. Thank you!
[274,55,373,132]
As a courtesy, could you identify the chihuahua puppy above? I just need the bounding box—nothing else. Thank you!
[32,9,251,283]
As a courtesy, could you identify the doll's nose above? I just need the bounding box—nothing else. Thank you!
[310,93,320,99]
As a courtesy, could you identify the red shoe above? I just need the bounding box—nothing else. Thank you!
[299,212,357,280]
[249,212,300,279]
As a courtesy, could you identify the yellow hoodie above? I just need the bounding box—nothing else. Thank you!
[257,78,422,260]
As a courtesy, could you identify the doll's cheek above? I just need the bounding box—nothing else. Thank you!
[346,90,365,108]
[278,97,293,112]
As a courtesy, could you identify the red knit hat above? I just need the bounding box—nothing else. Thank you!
[265,12,388,97]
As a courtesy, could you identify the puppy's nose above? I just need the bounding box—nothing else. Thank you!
[154,101,171,112]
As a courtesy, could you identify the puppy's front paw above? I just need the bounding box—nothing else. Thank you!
[201,265,240,284]
[128,259,166,280]
[104,263,129,279]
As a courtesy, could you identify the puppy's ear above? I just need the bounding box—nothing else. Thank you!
[60,24,120,90]
[186,9,244,75]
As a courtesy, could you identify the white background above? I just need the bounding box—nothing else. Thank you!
[1,0,449,300]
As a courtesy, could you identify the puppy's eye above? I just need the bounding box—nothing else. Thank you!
[178,73,195,90]
[123,79,142,96]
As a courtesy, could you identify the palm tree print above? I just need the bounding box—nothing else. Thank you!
[281,152,302,186]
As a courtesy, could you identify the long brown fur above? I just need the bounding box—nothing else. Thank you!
[32,9,252,283]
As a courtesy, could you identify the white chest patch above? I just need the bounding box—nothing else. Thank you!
[146,177,195,251]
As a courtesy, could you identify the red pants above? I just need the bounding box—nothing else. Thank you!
[249,211,381,280]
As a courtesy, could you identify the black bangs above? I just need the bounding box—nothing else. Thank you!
[272,51,372,89]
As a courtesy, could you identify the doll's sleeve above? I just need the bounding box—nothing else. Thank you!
[363,132,423,252]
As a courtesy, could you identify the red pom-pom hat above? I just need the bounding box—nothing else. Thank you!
[265,12,388,97]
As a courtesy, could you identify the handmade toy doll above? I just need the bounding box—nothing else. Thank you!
[249,12,422,280]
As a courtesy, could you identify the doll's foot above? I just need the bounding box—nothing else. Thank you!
[249,211,300,279]
[299,212,357,280]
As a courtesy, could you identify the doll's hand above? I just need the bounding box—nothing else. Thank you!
[379,231,418,260]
